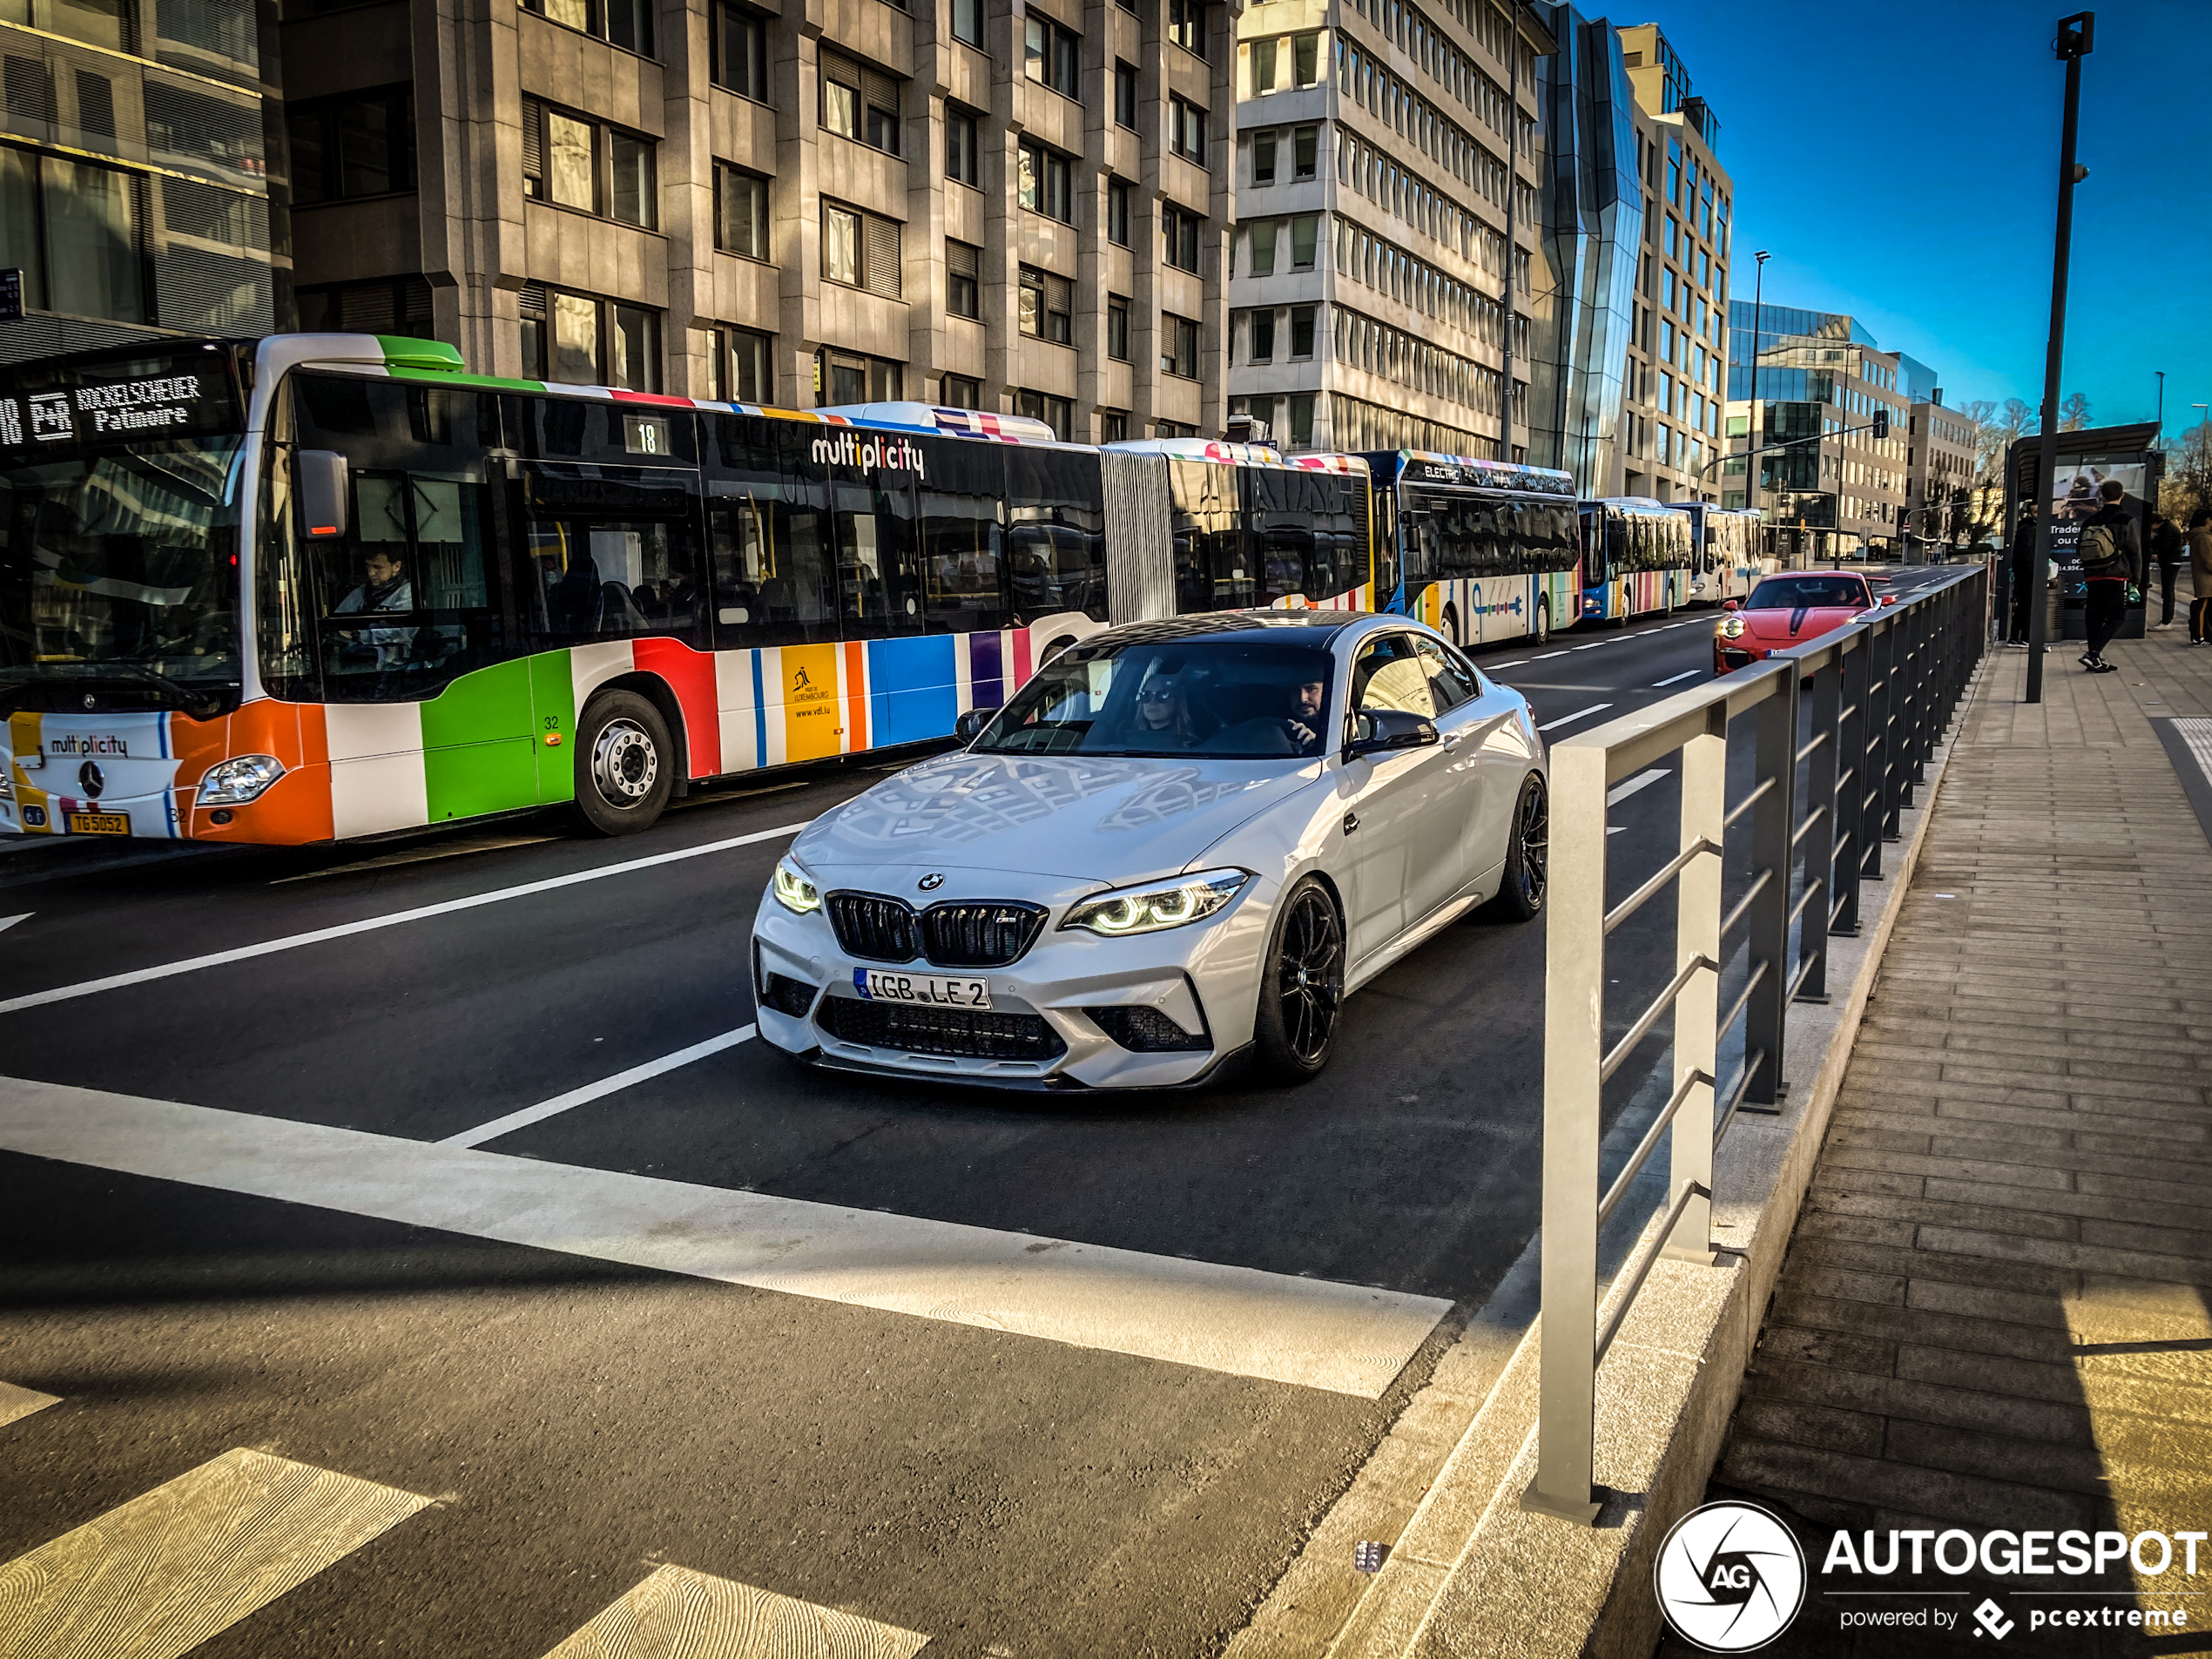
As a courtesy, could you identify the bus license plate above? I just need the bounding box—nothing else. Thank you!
[64,811,130,835]
[853,969,992,1010]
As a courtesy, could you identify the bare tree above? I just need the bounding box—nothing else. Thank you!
[2060,391,2091,431]
[2161,421,2212,526]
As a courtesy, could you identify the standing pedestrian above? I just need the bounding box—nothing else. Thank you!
[2188,509,2212,646]
[2076,479,2141,673]
[2006,504,2039,646]
[2150,512,2184,629]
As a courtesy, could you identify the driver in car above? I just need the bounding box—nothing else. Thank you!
[1284,676,1329,754]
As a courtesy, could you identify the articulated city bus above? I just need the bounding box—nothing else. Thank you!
[1576,496,1694,624]
[0,334,1372,846]
[1361,449,1581,649]
[1669,502,1766,605]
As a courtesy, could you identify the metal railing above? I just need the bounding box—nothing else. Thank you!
[1521,565,1988,1523]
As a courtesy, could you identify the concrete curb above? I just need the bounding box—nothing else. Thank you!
[1300,656,1990,1659]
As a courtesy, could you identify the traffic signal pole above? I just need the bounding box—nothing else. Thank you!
[2026,12,2094,705]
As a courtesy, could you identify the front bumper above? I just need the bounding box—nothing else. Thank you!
[1714,641,1766,674]
[749,870,1274,1089]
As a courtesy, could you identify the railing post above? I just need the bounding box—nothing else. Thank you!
[1668,711,1723,1260]
[1864,617,1892,872]
[1524,739,1608,1525]
[1878,611,1906,844]
[1744,666,1797,1107]
[1797,651,1839,1003]
[1832,634,1866,935]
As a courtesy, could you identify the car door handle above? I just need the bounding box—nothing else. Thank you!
[1343,811,1360,835]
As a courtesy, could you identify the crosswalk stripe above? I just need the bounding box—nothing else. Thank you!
[0,1076,1451,1399]
[0,1447,429,1659]
[0,1380,58,1428]
[546,1565,929,1659]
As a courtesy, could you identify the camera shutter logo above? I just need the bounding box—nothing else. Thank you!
[1653,1501,1806,1652]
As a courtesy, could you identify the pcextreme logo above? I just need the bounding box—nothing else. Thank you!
[1654,1502,1807,1653]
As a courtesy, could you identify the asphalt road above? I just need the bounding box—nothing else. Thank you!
[0,568,1959,1659]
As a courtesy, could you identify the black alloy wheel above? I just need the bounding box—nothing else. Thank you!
[1253,877,1345,1082]
[1484,772,1549,922]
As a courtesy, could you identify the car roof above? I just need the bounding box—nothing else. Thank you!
[1074,610,1392,651]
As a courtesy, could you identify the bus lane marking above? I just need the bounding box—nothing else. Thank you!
[1652,670,1703,687]
[0,914,27,934]
[0,822,813,1019]
[0,1076,1452,1400]
[443,1024,759,1149]
[1605,768,1670,806]
[1537,704,1613,733]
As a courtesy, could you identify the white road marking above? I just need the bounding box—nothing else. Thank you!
[1605,768,1670,806]
[443,1024,759,1149]
[1607,826,1628,835]
[1537,703,1613,733]
[1488,659,1529,669]
[0,1447,428,1659]
[0,821,813,1019]
[0,914,27,934]
[1533,650,1571,659]
[544,1565,929,1659]
[1571,642,1605,651]
[0,1379,59,1428]
[1652,669,1703,688]
[0,1076,1452,1399]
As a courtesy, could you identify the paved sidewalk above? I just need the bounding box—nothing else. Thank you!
[1685,604,2212,1657]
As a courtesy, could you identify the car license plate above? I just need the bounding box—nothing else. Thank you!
[853,968,992,1010]
[64,811,130,835]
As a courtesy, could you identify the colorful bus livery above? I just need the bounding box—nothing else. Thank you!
[1577,497,1694,624]
[0,334,1375,846]
[1363,450,1580,648]
[1669,502,1766,606]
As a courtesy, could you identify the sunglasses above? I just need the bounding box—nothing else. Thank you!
[1139,685,1177,703]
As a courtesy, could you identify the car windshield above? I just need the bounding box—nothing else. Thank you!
[975,637,1337,759]
[1745,576,1868,610]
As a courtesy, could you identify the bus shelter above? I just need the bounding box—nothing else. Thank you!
[2004,421,2163,642]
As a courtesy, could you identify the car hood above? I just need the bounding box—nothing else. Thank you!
[1735,604,1866,641]
[791,749,1326,889]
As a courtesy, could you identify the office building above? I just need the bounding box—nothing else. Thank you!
[280,0,1238,437]
[1898,354,1979,554]
[0,0,281,362]
[1725,302,1909,560]
[1225,0,1554,455]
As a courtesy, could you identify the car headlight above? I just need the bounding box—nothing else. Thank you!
[1718,615,1746,639]
[1061,868,1248,937]
[772,855,822,914]
[197,754,285,806]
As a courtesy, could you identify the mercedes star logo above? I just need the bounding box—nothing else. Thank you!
[918,873,945,891]
[78,760,105,799]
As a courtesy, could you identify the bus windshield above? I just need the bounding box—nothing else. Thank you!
[0,348,246,713]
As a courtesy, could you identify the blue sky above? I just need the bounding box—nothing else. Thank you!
[1655,0,2209,435]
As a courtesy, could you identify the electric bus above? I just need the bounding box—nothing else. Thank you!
[1362,449,1581,648]
[1669,502,1766,605]
[1576,496,1694,625]
[0,334,1375,846]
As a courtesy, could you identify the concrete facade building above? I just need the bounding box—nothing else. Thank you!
[0,0,283,362]
[280,0,1239,437]
[1224,0,1553,456]
[1904,395,1978,553]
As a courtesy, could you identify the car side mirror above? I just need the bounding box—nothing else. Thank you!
[953,706,995,743]
[1344,707,1440,761]
[1722,598,1740,611]
[1880,593,1898,605]
[295,449,349,539]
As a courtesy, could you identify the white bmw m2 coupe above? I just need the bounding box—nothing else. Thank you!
[750,610,1548,1089]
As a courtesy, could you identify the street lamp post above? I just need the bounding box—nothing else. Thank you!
[2155,369,2165,439]
[1747,250,1770,546]
[2026,10,2094,705]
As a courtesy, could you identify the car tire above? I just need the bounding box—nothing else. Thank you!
[1252,876,1345,1083]
[1482,772,1548,923]
[573,691,674,836]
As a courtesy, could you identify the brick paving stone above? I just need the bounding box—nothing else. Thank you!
[1697,613,2212,1640]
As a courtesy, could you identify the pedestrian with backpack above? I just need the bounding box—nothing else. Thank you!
[2077,478,2141,673]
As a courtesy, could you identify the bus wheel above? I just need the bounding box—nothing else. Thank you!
[575,691,673,836]
[1533,599,1550,646]
[1441,606,1460,646]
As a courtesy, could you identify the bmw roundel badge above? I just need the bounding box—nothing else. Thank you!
[918,873,945,891]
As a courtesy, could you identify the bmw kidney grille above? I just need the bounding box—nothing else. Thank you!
[826,893,1048,968]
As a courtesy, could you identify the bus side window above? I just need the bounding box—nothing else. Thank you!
[523,518,702,644]
[920,438,1008,634]
[1246,468,1312,604]
[830,474,922,637]
[1169,459,1246,613]
[1005,447,1105,624]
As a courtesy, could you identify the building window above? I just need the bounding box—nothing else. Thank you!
[816,347,903,403]
[1015,388,1073,440]
[1023,11,1080,98]
[712,163,769,259]
[1166,0,1204,58]
[1289,212,1318,270]
[1290,303,1315,358]
[1292,124,1317,179]
[1247,307,1274,361]
[1167,96,1206,165]
[1162,202,1201,273]
[945,105,979,185]
[710,325,773,402]
[951,0,982,46]
[1288,390,1314,447]
[1292,29,1319,84]
[1252,129,1276,185]
[822,199,901,296]
[295,276,435,340]
[522,0,652,57]
[712,3,769,100]
[1114,61,1138,128]
[287,87,415,205]
[521,282,662,390]
[1107,294,1129,361]
[1251,36,1275,94]
[1017,138,1073,223]
[1106,178,1130,246]
[941,373,981,408]
[522,99,655,228]
[821,51,900,155]
[1247,219,1274,276]
[947,238,980,318]
[1018,265,1072,345]
[1162,314,1200,380]
[1102,410,1128,443]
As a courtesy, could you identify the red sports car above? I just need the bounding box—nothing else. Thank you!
[1713,571,1894,674]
